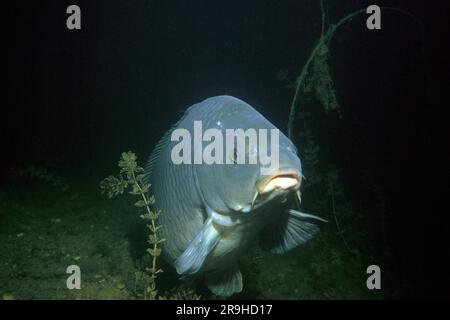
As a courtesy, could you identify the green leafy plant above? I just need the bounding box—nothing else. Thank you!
[100,151,165,299]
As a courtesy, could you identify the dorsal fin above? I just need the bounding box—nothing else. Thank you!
[143,103,198,183]
[143,126,173,182]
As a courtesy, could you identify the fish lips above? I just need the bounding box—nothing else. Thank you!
[256,169,302,194]
[251,169,302,209]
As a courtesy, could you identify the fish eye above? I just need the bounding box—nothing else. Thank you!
[231,147,238,164]
[230,143,254,164]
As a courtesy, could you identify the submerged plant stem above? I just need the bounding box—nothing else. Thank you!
[132,171,158,277]
[100,151,164,300]
[287,3,420,138]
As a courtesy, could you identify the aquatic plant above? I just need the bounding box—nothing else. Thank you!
[100,151,165,299]
[287,1,421,138]
[287,1,358,137]
[283,0,422,255]
[271,4,419,297]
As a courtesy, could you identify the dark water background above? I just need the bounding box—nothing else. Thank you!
[1,0,449,299]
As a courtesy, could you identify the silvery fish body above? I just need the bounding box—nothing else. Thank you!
[144,95,325,296]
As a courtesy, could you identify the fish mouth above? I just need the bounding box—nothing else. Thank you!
[256,172,301,194]
[251,170,302,209]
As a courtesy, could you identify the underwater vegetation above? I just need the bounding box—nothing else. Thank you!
[285,1,420,137]
[101,152,165,300]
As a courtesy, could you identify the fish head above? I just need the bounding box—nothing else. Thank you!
[194,101,302,216]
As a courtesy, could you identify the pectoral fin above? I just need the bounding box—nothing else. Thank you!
[260,209,327,254]
[175,217,221,275]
